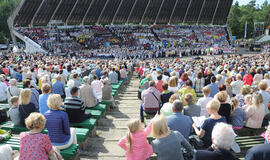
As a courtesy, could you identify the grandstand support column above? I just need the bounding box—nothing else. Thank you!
[66,0,80,25]
[96,0,111,25]
[7,17,17,47]
[196,0,206,25]
[50,0,63,23]
[82,0,96,25]
[30,0,46,26]
[211,0,220,25]
[140,0,152,25]
[168,0,179,25]
[183,0,193,24]
[126,0,138,25]
[111,0,124,25]
[154,0,166,25]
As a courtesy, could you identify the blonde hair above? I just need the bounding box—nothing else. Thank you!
[216,91,227,103]
[264,74,270,79]
[202,86,210,95]
[206,99,220,112]
[241,85,252,96]
[258,81,268,91]
[19,89,31,105]
[126,119,141,152]
[245,94,253,105]
[25,112,46,130]
[47,94,62,110]
[236,74,242,80]
[230,98,239,114]
[168,77,177,87]
[253,93,263,109]
[152,115,169,138]
[169,93,179,103]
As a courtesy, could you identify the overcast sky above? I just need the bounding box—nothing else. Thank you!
[234,0,269,6]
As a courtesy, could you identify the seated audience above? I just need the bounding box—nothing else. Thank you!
[167,100,192,141]
[63,87,91,123]
[19,89,36,127]
[151,114,194,160]
[80,77,98,108]
[102,80,117,108]
[208,76,219,98]
[258,81,270,115]
[192,99,226,148]
[0,145,13,160]
[160,93,179,116]
[0,75,7,103]
[7,79,21,105]
[243,72,253,86]
[52,75,65,98]
[216,91,232,123]
[168,76,178,93]
[194,123,239,160]
[245,93,265,129]
[141,81,161,122]
[39,84,51,115]
[183,93,201,117]
[109,68,119,84]
[160,83,174,105]
[19,113,56,159]
[236,85,252,108]
[178,80,196,106]
[155,74,164,93]
[45,94,77,149]
[231,74,243,96]
[8,96,20,126]
[230,98,245,129]
[65,80,75,98]
[118,118,153,160]
[23,79,39,109]
[197,86,213,117]
[91,75,103,97]
[194,71,205,93]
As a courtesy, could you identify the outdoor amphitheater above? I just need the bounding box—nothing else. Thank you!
[0,0,269,160]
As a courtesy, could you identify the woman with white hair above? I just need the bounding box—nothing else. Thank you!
[7,79,21,105]
[193,123,238,160]
[0,145,13,160]
[65,79,75,98]
[79,76,98,108]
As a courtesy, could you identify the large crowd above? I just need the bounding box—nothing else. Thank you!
[15,25,235,59]
[0,51,269,159]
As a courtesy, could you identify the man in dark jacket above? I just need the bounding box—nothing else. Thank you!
[193,123,239,160]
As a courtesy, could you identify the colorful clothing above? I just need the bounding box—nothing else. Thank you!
[19,132,52,160]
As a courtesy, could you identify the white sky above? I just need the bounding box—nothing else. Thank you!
[234,0,269,6]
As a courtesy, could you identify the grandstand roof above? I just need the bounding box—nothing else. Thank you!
[11,0,233,26]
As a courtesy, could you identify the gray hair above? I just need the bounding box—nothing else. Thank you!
[83,76,90,84]
[9,79,17,86]
[172,100,183,112]
[212,123,235,150]
[67,80,75,88]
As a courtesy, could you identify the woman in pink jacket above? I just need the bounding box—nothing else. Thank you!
[118,119,153,160]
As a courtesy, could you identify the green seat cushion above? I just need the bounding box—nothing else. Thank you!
[0,104,10,110]
[43,128,90,143]
[70,118,97,130]
[85,109,102,120]
[111,84,120,90]
[112,90,117,96]
[91,104,107,112]
[1,121,28,133]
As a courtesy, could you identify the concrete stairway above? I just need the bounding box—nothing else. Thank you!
[80,74,141,160]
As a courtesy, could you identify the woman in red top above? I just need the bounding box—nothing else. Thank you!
[243,73,253,86]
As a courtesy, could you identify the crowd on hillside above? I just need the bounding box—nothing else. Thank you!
[0,53,132,159]
[117,53,270,160]
[15,25,235,58]
[0,52,269,159]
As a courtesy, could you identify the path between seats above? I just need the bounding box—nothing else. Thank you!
[80,74,140,160]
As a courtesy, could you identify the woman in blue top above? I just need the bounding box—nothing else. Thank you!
[192,99,227,148]
[44,94,77,150]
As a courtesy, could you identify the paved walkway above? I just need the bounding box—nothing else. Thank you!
[80,74,140,160]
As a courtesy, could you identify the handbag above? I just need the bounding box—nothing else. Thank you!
[49,147,63,160]
[189,135,204,149]
[151,92,163,113]
[138,89,142,100]
[0,109,8,124]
